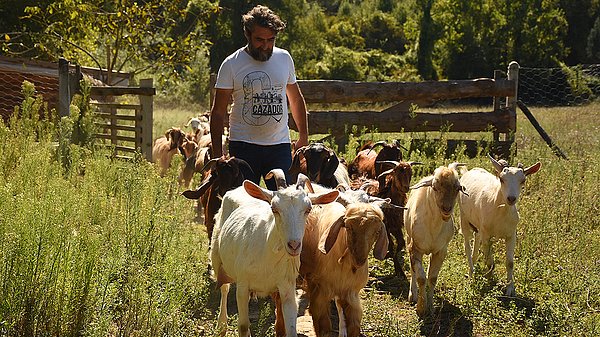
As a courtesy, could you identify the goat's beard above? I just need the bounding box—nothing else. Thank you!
[247,44,273,62]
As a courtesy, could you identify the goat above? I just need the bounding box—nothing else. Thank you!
[186,115,210,142]
[458,154,541,297]
[368,160,421,277]
[289,143,350,188]
[182,156,253,243]
[297,200,389,337]
[211,170,339,337]
[347,140,405,179]
[404,163,467,317]
[179,143,211,188]
[151,127,186,176]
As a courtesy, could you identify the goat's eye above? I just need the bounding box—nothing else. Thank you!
[272,207,279,215]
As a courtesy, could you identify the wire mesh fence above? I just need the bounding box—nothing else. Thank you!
[519,64,600,107]
[0,70,59,122]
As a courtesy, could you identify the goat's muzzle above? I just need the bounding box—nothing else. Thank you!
[287,240,302,256]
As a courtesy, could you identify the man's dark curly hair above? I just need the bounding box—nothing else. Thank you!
[242,5,286,35]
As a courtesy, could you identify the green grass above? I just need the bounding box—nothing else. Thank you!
[0,91,598,336]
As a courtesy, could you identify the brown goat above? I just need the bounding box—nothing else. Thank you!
[182,156,253,243]
[179,143,211,188]
[370,160,421,278]
[289,143,342,188]
[348,140,405,179]
[291,202,387,337]
[152,127,187,176]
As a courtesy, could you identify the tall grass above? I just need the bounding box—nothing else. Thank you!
[0,84,213,336]
[1,83,598,336]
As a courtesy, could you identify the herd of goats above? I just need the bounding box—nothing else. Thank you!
[150,115,542,337]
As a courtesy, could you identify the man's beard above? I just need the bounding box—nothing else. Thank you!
[248,44,273,61]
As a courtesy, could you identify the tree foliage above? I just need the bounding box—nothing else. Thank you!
[2,0,217,87]
[0,0,596,103]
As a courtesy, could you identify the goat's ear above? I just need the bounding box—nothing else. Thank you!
[310,190,339,205]
[459,185,469,196]
[289,148,304,179]
[318,215,345,254]
[243,180,273,203]
[524,162,541,176]
[182,175,215,199]
[373,223,389,260]
[164,128,172,140]
[410,177,433,190]
[321,154,339,179]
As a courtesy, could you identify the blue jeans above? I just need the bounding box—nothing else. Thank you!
[229,141,292,191]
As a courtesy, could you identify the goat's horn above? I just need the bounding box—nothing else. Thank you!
[360,181,377,191]
[296,173,312,191]
[488,153,506,173]
[376,160,399,166]
[199,158,219,175]
[408,161,423,166]
[375,160,399,171]
[304,179,315,193]
[366,140,387,155]
[392,139,409,151]
[376,168,394,180]
[448,162,467,171]
[266,169,288,190]
[410,178,433,189]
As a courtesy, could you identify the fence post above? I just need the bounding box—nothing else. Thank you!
[139,79,154,161]
[506,61,519,137]
[492,69,502,143]
[58,58,70,117]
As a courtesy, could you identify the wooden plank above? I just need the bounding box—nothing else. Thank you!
[94,112,141,121]
[94,133,137,142]
[114,145,137,153]
[290,108,512,134]
[90,86,155,96]
[94,122,137,132]
[297,78,515,103]
[93,102,141,110]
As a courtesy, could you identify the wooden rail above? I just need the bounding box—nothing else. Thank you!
[288,62,520,156]
[90,79,154,161]
[58,58,154,161]
[298,78,515,103]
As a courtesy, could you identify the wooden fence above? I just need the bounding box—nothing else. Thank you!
[211,62,519,157]
[89,80,155,161]
[58,58,155,161]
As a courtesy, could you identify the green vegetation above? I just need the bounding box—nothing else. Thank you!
[1,81,598,336]
[2,0,600,105]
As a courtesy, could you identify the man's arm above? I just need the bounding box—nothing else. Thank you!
[287,82,308,150]
[210,88,233,158]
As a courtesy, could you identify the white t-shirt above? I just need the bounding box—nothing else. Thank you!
[215,46,297,145]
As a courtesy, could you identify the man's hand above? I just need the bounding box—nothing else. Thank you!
[293,137,308,152]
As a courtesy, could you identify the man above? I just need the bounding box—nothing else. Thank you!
[210,5,309,190]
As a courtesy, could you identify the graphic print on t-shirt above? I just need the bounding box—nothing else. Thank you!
[242,71,284,126]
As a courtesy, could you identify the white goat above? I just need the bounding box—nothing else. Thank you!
[211,169,339,337]
[404,163,467,317]
[458,154,541,297]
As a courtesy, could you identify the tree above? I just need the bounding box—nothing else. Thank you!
[416,0,437,80]
[2,0,217,87]
[433,0,567,80]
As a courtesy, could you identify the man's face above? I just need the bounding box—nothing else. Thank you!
[246,25,276,61]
